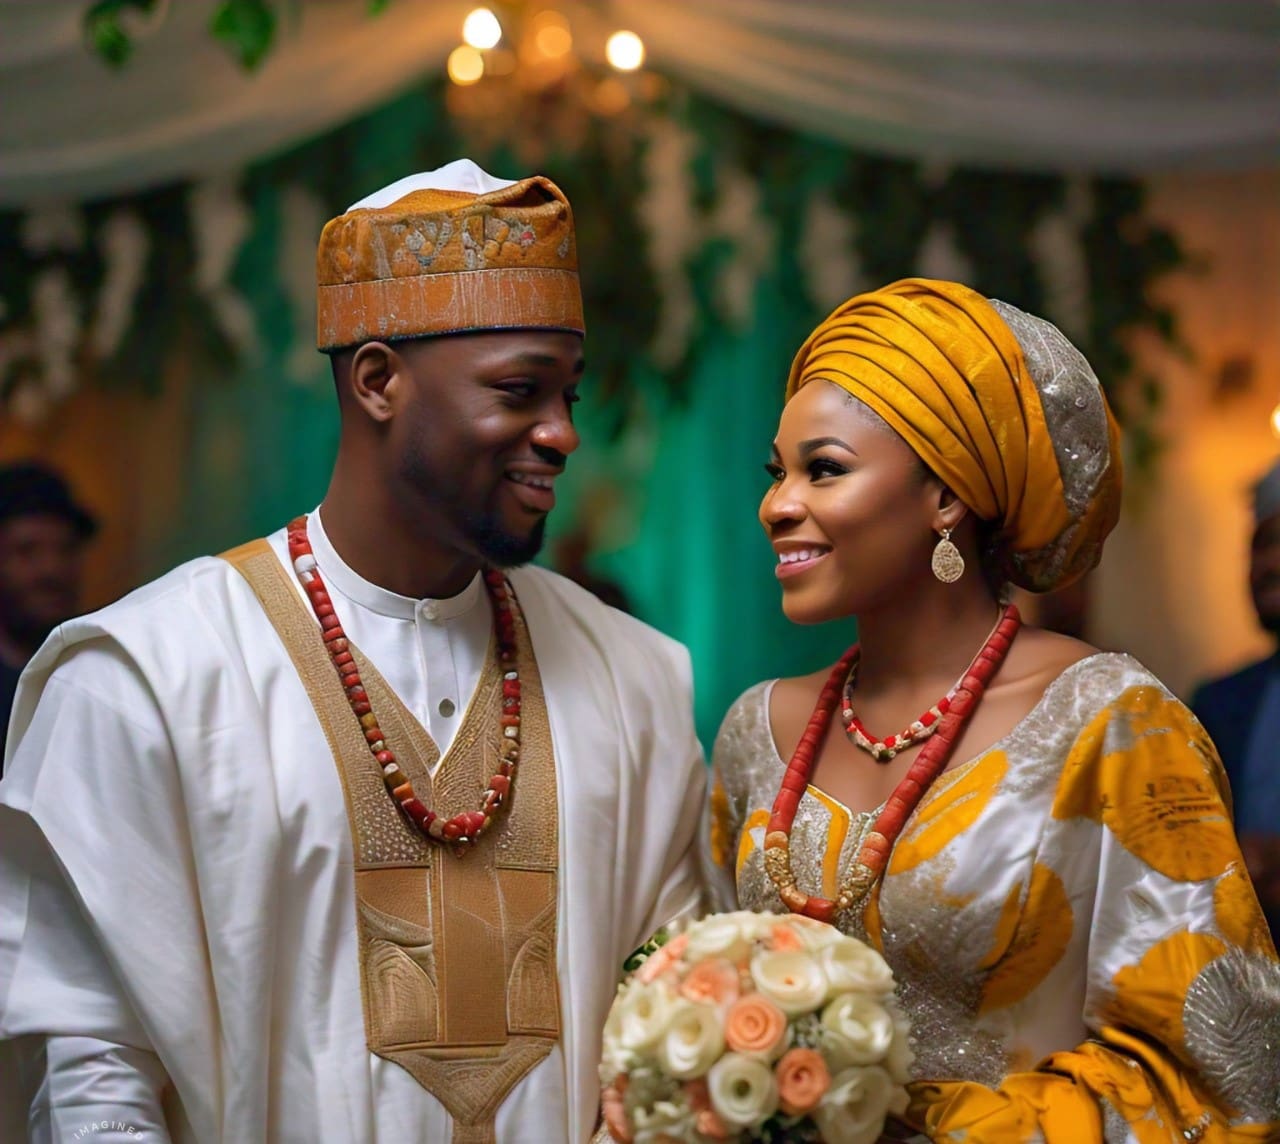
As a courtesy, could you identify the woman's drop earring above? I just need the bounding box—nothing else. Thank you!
[932,528,964,583]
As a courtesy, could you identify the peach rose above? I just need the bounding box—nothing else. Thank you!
[680,957,741,1008]
[684,1078,711,1111]
[769,922,806,952]
[695,1109,731,1139]
[601,1077,632,1143]
[775,1046,831,1115]
[635,933,688,984]
[682,1079,732,1136]
[723,994,789,1059]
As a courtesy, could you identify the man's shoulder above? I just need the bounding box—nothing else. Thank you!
[79,550,261,631]
[34,534,287,680]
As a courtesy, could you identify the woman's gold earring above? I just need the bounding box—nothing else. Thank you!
[932,528,964,583]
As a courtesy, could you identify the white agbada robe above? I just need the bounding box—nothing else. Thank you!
[0,512,706,1143]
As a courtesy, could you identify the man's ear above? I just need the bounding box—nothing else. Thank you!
[348,342,401,422]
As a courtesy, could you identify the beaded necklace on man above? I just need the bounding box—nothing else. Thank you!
[286,515,520,853]
[763,603,1022,922]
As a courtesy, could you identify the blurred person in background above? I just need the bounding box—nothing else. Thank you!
[0,461,96,768]
[1192,457,1280,941]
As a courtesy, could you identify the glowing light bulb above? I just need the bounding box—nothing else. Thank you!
[462,8,502,50]
[448,44,485,85]
[1271,402,1280,438]
[606,29,644,71]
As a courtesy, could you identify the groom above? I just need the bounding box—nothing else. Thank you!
[0,161,706,1143]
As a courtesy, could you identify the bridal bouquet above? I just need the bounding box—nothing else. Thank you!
[600,911,912,1144]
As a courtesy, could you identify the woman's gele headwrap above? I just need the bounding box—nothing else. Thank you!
[785,277,1121,592]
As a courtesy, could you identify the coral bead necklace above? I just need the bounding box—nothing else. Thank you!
[763,603,1022,922]
[287,515,521,853]
[841,607,1009,763]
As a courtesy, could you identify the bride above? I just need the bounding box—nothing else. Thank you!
[704,278,1280,1141]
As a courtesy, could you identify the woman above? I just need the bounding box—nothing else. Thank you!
[705,279,1280,1141]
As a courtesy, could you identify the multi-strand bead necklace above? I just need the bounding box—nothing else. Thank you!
[840,607,1009,762]
[764,603,1022,922]
[287,516,521,852]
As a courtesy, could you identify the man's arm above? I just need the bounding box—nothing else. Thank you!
[0,648,188,1142]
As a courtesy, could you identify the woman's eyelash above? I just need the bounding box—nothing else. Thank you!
[808,458,848,478]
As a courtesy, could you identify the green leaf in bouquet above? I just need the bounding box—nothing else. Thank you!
[622,925,671,974]
[747,1113,824,1142]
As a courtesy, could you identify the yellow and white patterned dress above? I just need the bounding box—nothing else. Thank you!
[707,654,1280,1143]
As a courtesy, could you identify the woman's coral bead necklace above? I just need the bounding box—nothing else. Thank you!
[764,603,1022,921]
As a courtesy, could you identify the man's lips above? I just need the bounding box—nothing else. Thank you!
[504,469,560,513]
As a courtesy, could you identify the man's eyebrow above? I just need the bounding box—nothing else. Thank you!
[502,351,586,375]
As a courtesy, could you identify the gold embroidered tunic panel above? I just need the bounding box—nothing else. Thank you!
[226,540,559,1144]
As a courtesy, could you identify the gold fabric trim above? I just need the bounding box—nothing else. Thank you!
[223,540,560,1143]
[317,267,584,350]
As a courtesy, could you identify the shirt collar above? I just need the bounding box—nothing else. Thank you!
[308,508,484,622]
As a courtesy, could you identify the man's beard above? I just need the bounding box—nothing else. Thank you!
[464,510,547,569]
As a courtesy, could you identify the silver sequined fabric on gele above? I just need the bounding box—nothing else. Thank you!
[988,297,1115,591]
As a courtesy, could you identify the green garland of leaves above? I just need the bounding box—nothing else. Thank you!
[84,0,389,70]
[0,64,1188,472]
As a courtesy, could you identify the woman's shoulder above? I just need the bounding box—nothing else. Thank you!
[712,678,786,797]
[716,679,775,745]
[1003,627,1168,708]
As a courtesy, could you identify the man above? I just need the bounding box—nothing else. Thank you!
[1192,457,1280,942]
[0,161,706,1143]
[0,461,96,767]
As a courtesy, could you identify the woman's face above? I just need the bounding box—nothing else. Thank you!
[760,380,942,624]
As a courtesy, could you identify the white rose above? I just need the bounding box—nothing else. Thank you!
[706,1052,779,1128]
[600,993,638,1080]
[813,1065,896,1144]
[657,999,726,1079]
[685,912,768,963]
[787,915,845,952]
[751,949,829,1017]
[820,993,894,1069]
[632,1094,697,1144]
[819,939,894,997]
[884,1000,915,1088]
[615,980,677,1057]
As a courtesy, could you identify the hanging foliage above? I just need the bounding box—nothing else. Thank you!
[0,69,1188,474]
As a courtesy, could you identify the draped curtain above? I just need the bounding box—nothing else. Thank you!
[1,0,1276,208]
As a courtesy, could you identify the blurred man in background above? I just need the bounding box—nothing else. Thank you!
[0,461,96,767]
[1192,457,1280,941]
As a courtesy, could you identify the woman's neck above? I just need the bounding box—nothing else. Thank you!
[853,577,1005,696]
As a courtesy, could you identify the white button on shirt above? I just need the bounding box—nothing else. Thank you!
[301,510,493,760]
